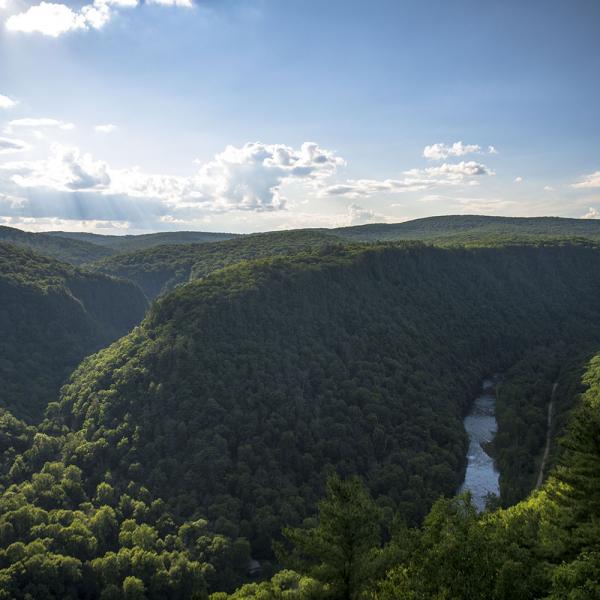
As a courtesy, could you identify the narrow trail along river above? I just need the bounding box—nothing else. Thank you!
[459,378,500,511]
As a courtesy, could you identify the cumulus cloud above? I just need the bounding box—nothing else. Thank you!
[5,0,192,37]
[514,176,523,183]
[572,170,600,189]
[543,185,555,192]
[423,141,478,160]
[1,141,344,212]
[583,207,600,219]
[323,161,494,198]
[0,137,31,155]
[0,94,17,109]
[94,123,118,134]
[2,144,111,190]
[6,2,93,36]
[346,203,388,225]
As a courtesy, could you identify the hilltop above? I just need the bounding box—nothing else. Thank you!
[331,214,600,242]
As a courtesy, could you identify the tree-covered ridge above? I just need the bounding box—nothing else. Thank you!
[2,241,600,597]
[333,214,600,242]
[0,243,148,422]
[217,349,600,600]
[46,230,239,252]
[53,244,600,558]
[88,229,343,300]
[0,226,114,265]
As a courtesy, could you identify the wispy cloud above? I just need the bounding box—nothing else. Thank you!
[322,161,494,198]
[147,0,192,6]
[94,123,118,134]
[7,117,74,131]
[572,170,600,189]
[0,136,31,155]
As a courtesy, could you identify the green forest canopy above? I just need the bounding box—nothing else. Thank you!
[1,235,600,597]
[0,243,148,422]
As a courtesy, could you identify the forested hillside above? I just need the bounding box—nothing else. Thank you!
[332,215,600,243]
[224,350,600,599]
[1,240,600,597]
[0,226,114,265]
[88,229,342,300]
[0,243,148,421]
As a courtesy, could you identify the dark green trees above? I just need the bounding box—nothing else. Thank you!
[281,475,383,600]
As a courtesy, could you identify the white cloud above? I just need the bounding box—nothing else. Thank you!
[543,185,555,192]
[1,141,345,212]
[419,160,493,178]
[514,176,523,183]
[3,144,111,190]
[146,0,192,6]
[8,117,74,130]
[0,137,31,155]
[0,215,131,233]
[347,203,389,226]
[322,160,494,199]
[5,0,192,37]
[583,207,600,219]
[572,170,600,189]
[423,141,498,160]
[94,123,118,134]
[323,178,429,198]
[0,193,27,210]
[0,94,17,109]
[6,2,89,36]
[423,141,481,160]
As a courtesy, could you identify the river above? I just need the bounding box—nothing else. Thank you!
[459,378,500,511]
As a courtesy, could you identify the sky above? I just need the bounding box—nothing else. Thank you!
[0,0,599,234]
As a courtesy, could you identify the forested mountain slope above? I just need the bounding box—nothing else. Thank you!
[0,226,114,265]
[0,243,148,421]
[2,242,600,597]
[216,340,600,600]
[88,229,342,300]
[52,246,600,547]
[332,215,600,243]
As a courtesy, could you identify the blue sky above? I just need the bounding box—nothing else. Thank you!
[0,0,599,233]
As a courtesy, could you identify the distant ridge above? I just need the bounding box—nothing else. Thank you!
[331,215,600,242]
[0,225,114,264]
[44,229,239,252]
[5,215,600,267]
